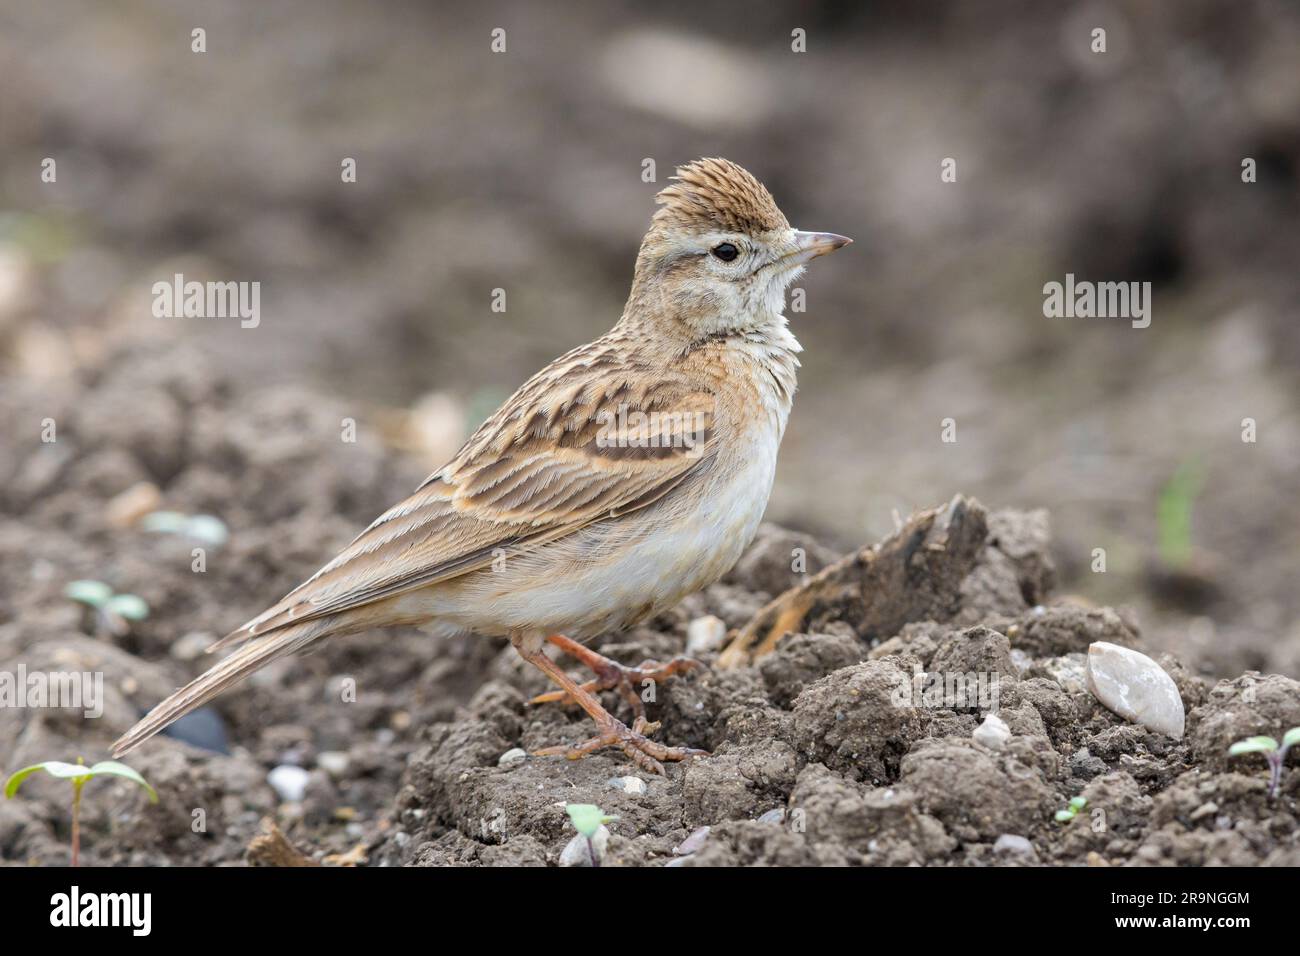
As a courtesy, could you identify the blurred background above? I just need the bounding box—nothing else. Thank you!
[2,0,1298,678]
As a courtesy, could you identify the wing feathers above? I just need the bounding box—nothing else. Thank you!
[214,348,717,650]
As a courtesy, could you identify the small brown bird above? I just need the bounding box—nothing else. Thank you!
[113,158,850,773]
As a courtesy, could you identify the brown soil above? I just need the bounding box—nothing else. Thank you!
[2,342,1296,867]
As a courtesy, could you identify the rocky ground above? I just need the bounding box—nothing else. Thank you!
[2,341,1297,867]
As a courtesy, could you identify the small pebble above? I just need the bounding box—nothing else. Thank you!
[267,764,310,803]
[1085,641,1185,738]
[162,706,229,755]
[993,834,1037,859]
[755,808,785,825]
[973,713,1011,751]
[317,751,350,777]
[673,825,710,856]
[498,748,527,767]
[686,615,727,655]
[559,826,609,867]
[605,775,646,795]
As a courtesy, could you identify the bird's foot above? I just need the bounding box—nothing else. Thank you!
[533,716,707,776]
[528,634,702,722]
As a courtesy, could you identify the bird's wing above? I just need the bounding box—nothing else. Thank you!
[213,347,716,648]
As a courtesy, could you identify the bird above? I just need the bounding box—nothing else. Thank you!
[112,158,851,774]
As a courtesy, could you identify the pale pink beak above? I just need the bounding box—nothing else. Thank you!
[788,230,853,265]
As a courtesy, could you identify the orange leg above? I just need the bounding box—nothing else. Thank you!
[516,635,706,775]
[528,634,702,721]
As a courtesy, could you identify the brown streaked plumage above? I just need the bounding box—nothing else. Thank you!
[113,158,851,773]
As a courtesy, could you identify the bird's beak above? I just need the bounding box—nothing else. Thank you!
[786,230,853,265]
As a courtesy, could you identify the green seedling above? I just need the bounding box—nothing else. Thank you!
[1054,795,1087,823]
[141,510,229,547]
[1228,727,1300,799]
[64,580,149,637]
[566,803,618,867]
[1156,460,1202,570]
[5,757,157,866]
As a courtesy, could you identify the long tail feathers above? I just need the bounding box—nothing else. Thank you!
[111,618,331,757]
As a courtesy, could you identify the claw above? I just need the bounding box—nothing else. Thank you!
[514,634,708,775]
[533,715,708,776]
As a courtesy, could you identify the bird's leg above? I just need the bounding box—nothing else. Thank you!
[516,636,706,775]
[528,633,702,722]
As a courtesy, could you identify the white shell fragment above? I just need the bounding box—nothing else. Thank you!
[1085,642,1184,739]
[973,713,1011,751]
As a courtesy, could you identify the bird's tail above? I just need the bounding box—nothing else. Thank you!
[111,617,334,757]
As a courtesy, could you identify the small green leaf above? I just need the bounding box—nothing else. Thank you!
[87,761,158,803]
[1068,796,1087,811]
[1282,728,1300,750]
[64,580,112,607]
[141,511,189,534]
[1054,810,1075,823]
[5,761,90,797]
[106,593,149,621]
[186,515,229,547]
[565,803,616,837]
[1228,736,1278,756]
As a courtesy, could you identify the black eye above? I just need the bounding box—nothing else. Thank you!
[711,242,739,262]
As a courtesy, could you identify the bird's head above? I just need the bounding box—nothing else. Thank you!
[627,158,850,340]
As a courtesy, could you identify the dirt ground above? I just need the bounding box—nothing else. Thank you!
[1,342,1297,867]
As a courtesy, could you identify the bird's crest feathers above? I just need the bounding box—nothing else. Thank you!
[653,158,789,235]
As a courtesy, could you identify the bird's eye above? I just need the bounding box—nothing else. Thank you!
[711,242,739,262]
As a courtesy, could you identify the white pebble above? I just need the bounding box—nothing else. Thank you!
[317,751,350,777]
[993,834,1036,858]
[1085,641,1184,738]
[559,826,609,867]
[605,775,646,795]
[972,713,1011,751]
[685,615,726,655]
[498,748,527,766]
[267,764,310,803]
